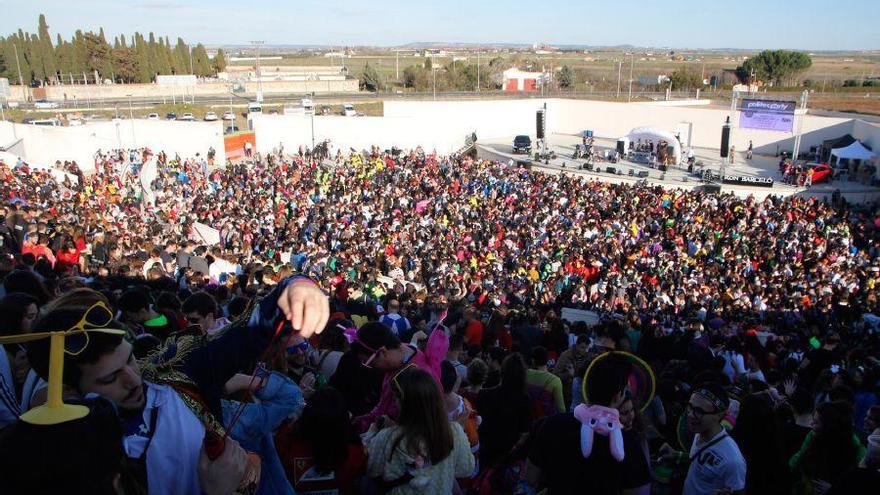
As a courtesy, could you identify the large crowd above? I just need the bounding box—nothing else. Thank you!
[0,143,879,495]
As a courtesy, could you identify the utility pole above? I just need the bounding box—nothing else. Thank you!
[477,51,480,93]
[12,42,27,102]
[616,60,622,99]
[127,94,137,146]
[432,55,436,100]
[189,45,195,74]
[628,53,634,103]
[251,41,265,103]
[396,50,399,80]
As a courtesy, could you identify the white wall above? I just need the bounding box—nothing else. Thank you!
[0,120,225,172]
[252,113,474,155]
[852,119,880,154]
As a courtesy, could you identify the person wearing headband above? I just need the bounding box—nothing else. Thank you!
[682,382,746,495]
[351,321,448,433]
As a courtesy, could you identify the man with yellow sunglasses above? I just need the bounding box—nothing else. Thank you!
[24,276,328,495]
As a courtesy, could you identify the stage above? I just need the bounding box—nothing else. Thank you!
[477,134,880,203]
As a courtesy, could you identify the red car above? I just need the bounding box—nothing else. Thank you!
[805,162,833,184]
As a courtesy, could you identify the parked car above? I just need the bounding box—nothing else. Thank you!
[222,110,236,121]
[513,135,532,154]
[204,111,218,121]
[34,99,59,109]
[225,125,240,135]
[147,113,160,120]
[342,103,356,117]
[166,112,177,121]
[26,118,62,126]
[805,162,833,184]
[301,98,315,114]
[180,113,195,121]
[67,118,84,127]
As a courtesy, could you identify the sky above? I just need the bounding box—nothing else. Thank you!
[1,0,878,50]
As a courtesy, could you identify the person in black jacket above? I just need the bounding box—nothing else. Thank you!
[24,276,328,495]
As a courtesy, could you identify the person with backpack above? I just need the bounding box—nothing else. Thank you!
[476,354,532,473]
[526,346,565,418]
[365,367,475,494]
[526,352,634,495]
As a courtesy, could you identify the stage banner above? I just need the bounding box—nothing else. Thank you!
[739,99,796,132]
[192,222,221,245]
[561,307,601,326]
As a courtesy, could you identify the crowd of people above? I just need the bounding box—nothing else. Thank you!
[0,142,879,494]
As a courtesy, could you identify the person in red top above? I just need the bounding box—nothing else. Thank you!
[55,239,82,273]
[275,387,367,495]
[22,233,56,267]
[464,308,485,348]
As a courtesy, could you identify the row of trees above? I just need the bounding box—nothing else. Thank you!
[736,50,812,87]
[0,15,227,85]
[389,57,507,92]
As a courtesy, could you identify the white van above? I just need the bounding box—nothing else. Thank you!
[28,118,62,126]
[283,104,305,116]
[301,98,314,114]
[248,102,263,115]
[342,103,356,117]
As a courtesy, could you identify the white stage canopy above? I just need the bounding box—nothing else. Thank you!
[830,141,875,162]
[623,127,682,165]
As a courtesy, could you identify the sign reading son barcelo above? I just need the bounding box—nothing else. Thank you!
[704,171,774,188]
[739,99,796,133]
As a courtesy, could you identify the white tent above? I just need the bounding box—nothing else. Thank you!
[830,141,875,162]
[623,127,682,165]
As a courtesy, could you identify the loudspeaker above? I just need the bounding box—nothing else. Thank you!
[536,110,546,139]
[720,125,731,158]
[628,169,635,176]
[584,163,593,171]
[703,184,721,194]
[616,140,626,155]
[606,166,616,174]
[658,164,668,172]
[637,171,649,178]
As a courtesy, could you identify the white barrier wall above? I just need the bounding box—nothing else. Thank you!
[252,114,470,155]
[0,120,225,172]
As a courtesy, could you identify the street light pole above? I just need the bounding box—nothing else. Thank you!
[251,41,265,103]
[127,94,137,146]
[477,51,480,92]
[432,55,436,101]
[628,54,634,103]
[616,60,622,99]
[12,42,27,102]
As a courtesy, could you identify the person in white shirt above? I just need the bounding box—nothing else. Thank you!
[682,384,747,495]
[208,246,239,283]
